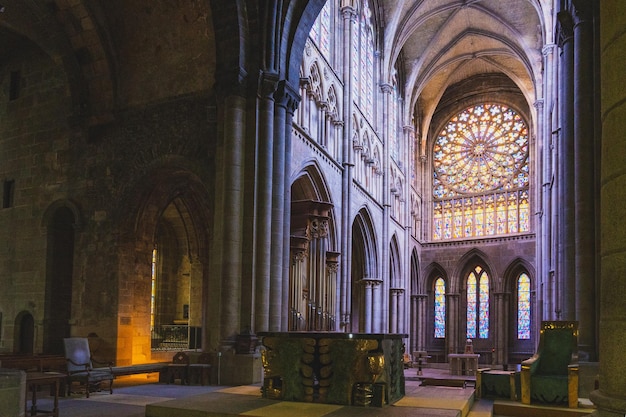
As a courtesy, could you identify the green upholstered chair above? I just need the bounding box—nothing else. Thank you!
[63,337,114,398]
[520,321,579,408]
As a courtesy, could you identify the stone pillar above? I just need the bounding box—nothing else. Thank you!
[556,10,576,320]
[326,252,340,331]
[590,2,626,415]
[282,83,300,332]
[381,83,393,331]
[211,71,246,348]
[254,71,279,332]
[572,0,597,361]
[390,288,400,333]
[417,294,427,351]
[363,279,374,333]
[494,292,507,365]
[447,293,460,354]
[410,294,419,351]
[289,238,308,331]
[541,43,557,323]
[339,5,357,332]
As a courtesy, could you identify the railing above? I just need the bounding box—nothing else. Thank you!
[151,325,189,351]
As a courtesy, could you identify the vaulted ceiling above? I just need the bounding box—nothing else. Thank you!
[379,0,551,139]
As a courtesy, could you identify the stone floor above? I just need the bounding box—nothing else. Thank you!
[23,366,593,417]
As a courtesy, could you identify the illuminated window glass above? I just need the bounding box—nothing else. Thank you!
[432,104,529,240]
[467,265,489,339]
[434,278,446,338]
[311,1,331,58]
[517,273,531,339]
[151,248,157,328]
[352,1,374,118]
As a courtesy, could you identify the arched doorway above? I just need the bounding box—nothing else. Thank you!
[14,311,34,354]
[43,206,76,354]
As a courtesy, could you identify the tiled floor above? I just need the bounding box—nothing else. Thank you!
[25,368,479,417]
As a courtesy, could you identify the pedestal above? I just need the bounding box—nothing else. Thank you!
[448,353,480,376]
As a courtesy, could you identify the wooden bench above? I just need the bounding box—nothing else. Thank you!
[111,363,170,381]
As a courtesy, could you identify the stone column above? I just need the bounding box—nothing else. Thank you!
[340,5,357,331]
[410,294,418,351]
[417,294,427,351]
[556,10,576,320]
[289,238,308,331]
[572,0,597,361]
[254,71,279,332]
[282,82,300,332]
[390,288,400,333]
[326,252,340,331]
[363,279,374,333]
[270,81,287,332]
[381,83,393,331]
[447,293,460,355]
[211,70,246,348]
[494,292,508,365]
[590,2,626,415]
[541,43,557,323]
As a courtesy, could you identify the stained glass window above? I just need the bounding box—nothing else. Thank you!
[352,1,374,118]
[467,265,489,339]
[311,1,331,59]
[151,248,157,328]
[432,104,529,240]
[434,278,446,338]
[517,273,531,339]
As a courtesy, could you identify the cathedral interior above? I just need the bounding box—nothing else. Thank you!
[1,0,625,414]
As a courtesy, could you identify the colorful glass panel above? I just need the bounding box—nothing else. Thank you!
[433,202,443,240]
[479,273,489,338]
[431,104,530,240]
[518,273,531,339]
[466,273,477,339]
[434,278,446,338]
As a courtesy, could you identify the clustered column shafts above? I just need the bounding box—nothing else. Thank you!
[556,11,575,321]
[572,0,597,361]
[339,5,357,332]
[254,72,279,333]
[212,88,247,347]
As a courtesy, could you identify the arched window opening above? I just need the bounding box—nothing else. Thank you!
[310,0,331,59]
[517,273,531,339]
[434,277,446,338]
[353,0,374,119]
[467,265,489,339]
[433,104,529,240]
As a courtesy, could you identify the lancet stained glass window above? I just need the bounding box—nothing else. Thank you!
[432,104,529,240]
[467,265,489,339]
[517,273,531,339]
[434,277,446,338]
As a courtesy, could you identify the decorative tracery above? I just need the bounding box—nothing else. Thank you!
[432,104,529,240]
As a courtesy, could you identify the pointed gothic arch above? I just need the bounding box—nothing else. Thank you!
[351,207,379,333]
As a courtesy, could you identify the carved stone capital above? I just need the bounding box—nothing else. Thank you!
[259,71,279,99]
[275,80,301,114]
[556,11,574,47]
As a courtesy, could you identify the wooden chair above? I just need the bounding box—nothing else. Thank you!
[63,337,114,398]
[188,352,212,385]
[521,321,579,408]
[167,351,190,385]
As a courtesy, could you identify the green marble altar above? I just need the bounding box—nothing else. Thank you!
[258,332,407,406]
